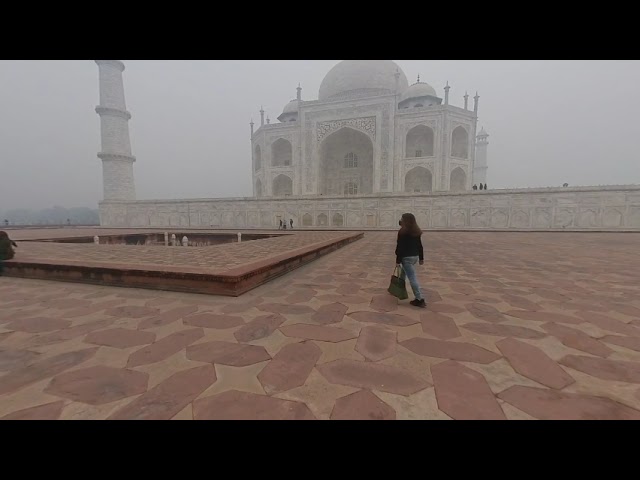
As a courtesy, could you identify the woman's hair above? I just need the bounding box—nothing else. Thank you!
[399,213,422,237]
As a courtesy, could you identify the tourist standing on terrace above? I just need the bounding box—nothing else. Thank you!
[0,231,17,275]
[395,214,426,308]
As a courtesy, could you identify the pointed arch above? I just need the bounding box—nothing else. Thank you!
[406,124,434,158]
[450,167,467,192]
[451,126,469,159]
[272,174,293,196]
[332,213,344,227]
[404,166,433,193]
[255,178,263,198]
[319,127,374,195]
[271,138,292,166]
[302,213,313,226]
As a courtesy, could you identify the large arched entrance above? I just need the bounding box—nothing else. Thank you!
[318,127,374,196]
[404,166,432,193]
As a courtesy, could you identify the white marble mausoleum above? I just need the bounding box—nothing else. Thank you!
[95,60,640,230]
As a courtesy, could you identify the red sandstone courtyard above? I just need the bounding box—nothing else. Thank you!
[1,228,640,420]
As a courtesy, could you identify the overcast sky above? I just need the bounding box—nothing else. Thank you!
[1,60,638,210]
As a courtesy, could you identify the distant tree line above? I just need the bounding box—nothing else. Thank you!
[1,206,99,226]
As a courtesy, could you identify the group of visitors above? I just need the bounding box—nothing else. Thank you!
[278,219,294,230]
[472,183,488,190]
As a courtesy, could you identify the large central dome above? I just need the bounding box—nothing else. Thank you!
[318,60,409,101]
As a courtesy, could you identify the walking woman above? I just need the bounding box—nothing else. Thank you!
[395,213,426,308]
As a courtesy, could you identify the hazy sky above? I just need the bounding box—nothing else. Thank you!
[1,60,638,210]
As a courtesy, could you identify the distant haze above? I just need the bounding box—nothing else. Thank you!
[1,60,638,211]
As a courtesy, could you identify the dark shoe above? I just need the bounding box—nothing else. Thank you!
[410,299,426,308]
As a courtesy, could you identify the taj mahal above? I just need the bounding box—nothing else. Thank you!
[95,60,640,231]
[250,60,487,199]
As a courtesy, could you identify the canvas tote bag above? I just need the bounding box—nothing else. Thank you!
[387,264,408,300]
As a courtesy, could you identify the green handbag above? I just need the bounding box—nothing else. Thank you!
[388,264,408,300]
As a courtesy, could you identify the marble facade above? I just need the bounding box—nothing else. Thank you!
[100,185,640,230]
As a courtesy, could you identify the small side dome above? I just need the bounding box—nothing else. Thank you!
[400,76,439,104]
[282,99,299,114]
[278,99,299,122]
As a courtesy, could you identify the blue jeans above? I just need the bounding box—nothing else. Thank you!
[401,256,423,301]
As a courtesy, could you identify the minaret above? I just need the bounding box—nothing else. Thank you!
[464,91,469,110]
[474,92,480,115]
[95,60,136,201]
[440,81,451,191]
[296,83,302,101]
[474,127,489,185]
[250,118,254,137]
[260,106,265,126]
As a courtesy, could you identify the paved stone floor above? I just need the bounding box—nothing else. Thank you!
[1,231,640,420]
[9,229,349,273]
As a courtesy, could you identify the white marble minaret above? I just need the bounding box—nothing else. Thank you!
[95,60,136,201]
[474,127,489,186]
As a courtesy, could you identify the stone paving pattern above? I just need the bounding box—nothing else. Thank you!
[8,229,348,274]
[1,230,640,420]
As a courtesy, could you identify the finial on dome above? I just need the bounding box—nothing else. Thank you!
[463,91,469,110]
[296,83,302,101]
[260,106,265,126]
[417,74,420,83]
[444,81,450,105]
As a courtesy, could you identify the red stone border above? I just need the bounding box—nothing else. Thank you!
[3,232,363,296]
